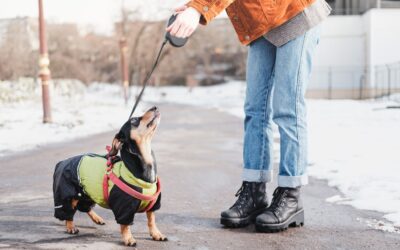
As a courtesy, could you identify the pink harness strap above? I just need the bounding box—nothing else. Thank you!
[102,146,161,212]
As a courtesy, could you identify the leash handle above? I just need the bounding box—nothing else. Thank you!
[128,39,168,119]
[165,14,189,47]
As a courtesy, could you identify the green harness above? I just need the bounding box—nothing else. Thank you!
[77,155,157,211]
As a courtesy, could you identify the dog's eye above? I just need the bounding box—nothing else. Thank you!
[130,118,141,127]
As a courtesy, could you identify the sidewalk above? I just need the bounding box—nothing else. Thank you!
[0,103,399,249]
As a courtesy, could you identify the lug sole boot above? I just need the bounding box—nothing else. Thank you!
[255,186,304,233]
[255,209,304,232]
[220,181,269,228]
[221,207,267,228]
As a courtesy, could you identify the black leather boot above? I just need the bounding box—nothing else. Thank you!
[220,181,269,228]
[255,186,304,232]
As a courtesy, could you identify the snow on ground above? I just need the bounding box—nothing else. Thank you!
[0,79,148,156]
[1,80,400,228]
[307,98,400,227]
[142,82,400,227]
[142,81,247,118]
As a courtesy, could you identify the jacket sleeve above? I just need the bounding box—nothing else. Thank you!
[186,0,235,25]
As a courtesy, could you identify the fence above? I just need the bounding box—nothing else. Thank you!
[329,0,400,15]
[375,62,400,98]
[308,62,400,100]
[308,65,364,99]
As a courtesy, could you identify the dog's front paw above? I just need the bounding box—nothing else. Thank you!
[66,227,79,234]
[150,230,168,241]
[120,225,136,247]
[66,221,79,234]
[123,236,137,247]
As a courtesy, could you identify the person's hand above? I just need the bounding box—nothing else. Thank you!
[166,6,201,38]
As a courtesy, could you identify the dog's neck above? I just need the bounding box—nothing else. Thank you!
[136,138,153,165]
[120,142,157,183]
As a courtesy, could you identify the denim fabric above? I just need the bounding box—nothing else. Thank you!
[242,25,321,188]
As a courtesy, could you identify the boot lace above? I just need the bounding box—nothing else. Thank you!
[232,182,251,209]
[269,187,288,216]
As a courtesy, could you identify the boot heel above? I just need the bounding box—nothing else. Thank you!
[289,210,304,228]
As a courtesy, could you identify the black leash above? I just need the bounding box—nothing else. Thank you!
[128,39,168,119]
[128,14,188,119]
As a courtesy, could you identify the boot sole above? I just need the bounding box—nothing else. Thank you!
[255,209,304,233]
[220,207,267,228]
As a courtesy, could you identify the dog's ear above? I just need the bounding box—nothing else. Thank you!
[109,133,124,156]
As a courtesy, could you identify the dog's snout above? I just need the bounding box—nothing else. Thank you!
[150,106,158,112]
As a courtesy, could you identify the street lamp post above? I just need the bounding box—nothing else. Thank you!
[120,37,129,104]
[119,1,130,104]
[38,0,52,123]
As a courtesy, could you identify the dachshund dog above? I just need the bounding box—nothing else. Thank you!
[53,106,166,247]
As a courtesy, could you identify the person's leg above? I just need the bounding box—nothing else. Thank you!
[273,26,320,187]
[256,25,321,232]
[242,37,276,182]
[221,37,276,228]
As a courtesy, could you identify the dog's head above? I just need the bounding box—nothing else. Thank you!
[109,106,161,161]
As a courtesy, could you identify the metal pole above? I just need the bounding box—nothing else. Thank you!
[376,0,381,9]
[375,67,379,99]
[398,63,400,93]
[359,74,364,100]
[328,67,333,99]
[120,37,129,104]
[38,0,52,123]
[119,0,129,104]
[387,64,391,98]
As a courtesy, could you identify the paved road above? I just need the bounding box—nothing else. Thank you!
[0,104,399,250]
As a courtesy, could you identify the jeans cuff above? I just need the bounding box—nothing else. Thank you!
[278,175,308,188]
[242,169,272,182]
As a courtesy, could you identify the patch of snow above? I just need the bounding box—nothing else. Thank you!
[144,82,400,228]
[388,93,400,103]
[357,218,400,234]
[141,81,247,118]
[325,195,351,203]
[1,79,400,230]
[0,79,149,156]
[307,99,400,227]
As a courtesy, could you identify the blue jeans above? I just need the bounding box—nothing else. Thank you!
[242,26,321,188]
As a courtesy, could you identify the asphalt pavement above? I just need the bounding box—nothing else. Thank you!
[0,103,399,250]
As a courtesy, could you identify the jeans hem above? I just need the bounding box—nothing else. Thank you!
[278,175,308,188]
[242,169,272,182]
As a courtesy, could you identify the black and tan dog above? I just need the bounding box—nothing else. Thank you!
[53,106,166,246]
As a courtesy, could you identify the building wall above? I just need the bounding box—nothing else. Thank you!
[366,9,400,65]
[309,8,400,99]
[328,0,400,15]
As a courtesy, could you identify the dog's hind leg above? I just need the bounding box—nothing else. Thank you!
[87,210,105,225]
[146,211,167,241]
[66,199,79,234]
[120,225,137,247]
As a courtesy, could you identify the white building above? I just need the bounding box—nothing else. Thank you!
[327,0,400,15]
[309,1,400,98]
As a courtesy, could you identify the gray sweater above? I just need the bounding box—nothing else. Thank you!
[263,0,332,47]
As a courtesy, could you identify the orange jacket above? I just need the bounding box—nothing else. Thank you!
[187,0,316,45]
